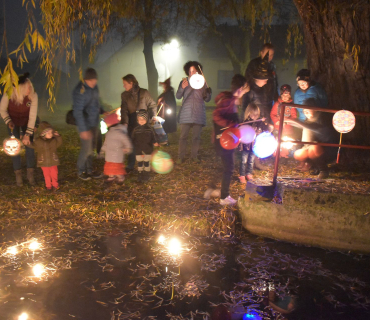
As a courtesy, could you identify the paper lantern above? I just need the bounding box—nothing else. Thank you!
[252,132,277,158]
[104,108,121,128]
[239,125,256,144]
[332,110,355,133]
[151,150,174,174]
[3,136,22,156]
[189,73,205,89]
[220,127,241,150]
[100,120,108,134]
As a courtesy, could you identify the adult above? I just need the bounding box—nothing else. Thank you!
[157,77,177,134]
[120,74,157,172]
[245,43,278,103]
[176,61,212,163]
[73,68,103,180]
[0,73,38,186]
[284,102,338,179]
[242,53,274,170]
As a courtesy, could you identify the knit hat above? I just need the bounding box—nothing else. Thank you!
[280,84,291,94]
[296,69,310,82]
[253,51,270,80]
[137,109,148,122]
[18,72,30,84]
[84,68,98,80]
[39,121,53,137]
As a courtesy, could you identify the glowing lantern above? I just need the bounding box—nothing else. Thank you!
[252,132,277,158]
[332,110,355,133]
[166,109,172,115]
[3,135,22,156]
[32,263,45,277]
[189,73,205,89]
[220,128,241,150]
[151,150,174,174]
[100,120,108,134]
[239,125,256,144]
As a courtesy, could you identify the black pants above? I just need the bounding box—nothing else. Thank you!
[210,149,234,200]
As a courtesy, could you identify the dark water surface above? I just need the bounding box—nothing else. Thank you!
[1,227,370,320]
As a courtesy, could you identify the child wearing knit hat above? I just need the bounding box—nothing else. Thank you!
[131,109,159,182]
[29,121,62,190]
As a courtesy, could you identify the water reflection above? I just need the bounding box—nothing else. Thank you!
[0,229,369,319]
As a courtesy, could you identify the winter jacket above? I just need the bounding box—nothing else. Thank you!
[131,123,159,156]
[270,97,297,135]
[100,124,132,163]
[294,82,328,121]
[242,82,273,123]
[72,81,101,133]
[157,88,177,133]
[176,79,212,126]
[245,57,278,101]
[121,87,157,130]
[0,93,38,135]
[29,135,62,167]
[213,91,239,156]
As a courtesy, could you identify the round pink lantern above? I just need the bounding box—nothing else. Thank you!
[239,125,256,144]
[332,110,355,133]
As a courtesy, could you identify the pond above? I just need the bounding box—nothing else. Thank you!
[1,227,370,320]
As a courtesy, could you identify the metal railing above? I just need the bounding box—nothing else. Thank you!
[272,103,370,186]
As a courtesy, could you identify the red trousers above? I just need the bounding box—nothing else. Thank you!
[41,166,58,189]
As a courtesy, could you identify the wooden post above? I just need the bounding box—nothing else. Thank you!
[272,104,286,187]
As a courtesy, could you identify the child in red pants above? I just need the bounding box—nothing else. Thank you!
[30,121,62,190]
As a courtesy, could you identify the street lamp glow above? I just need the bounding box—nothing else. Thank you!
[32,263,45,277]
[18,313,28,320]
[170,39,179,49]
[29,240,41,251]
[168,238,182,255]
[7,246,18,255]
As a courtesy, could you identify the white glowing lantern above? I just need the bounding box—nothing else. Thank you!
[157,235,166,244]
[168,238,182,255]
[7,246,18,255]
[29,240,41,251]
[252,132,277,158]
[3,136,22,156]
[166,109,172,115]
[189,74,205,89]
[332,110,356,133]
[32,263,45,277]
[100,120,108,134]
[18,313,28,320]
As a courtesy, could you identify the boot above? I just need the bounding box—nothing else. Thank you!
[27,168,36,186]
[15,169,23,187]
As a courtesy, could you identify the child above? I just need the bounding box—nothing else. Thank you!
[131,109,159,182]
[270,84,297,136]
[29,121,62,191]
[239,103,269,183]
[206,74,248,206]
[100,123,132,183]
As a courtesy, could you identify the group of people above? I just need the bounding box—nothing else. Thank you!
[1,44,336,205]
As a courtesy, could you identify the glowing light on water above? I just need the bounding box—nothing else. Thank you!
[18,313,28,320]
[243,311,262,320]
[7,246,18,255]
[168,238,182,255]
[29,240,41,251]
[157,235,166,244]
[32,263,45,277]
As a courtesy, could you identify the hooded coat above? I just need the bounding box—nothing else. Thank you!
[100,124,132,163]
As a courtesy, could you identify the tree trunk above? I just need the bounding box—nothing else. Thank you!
[293,0,370,143]
[142,23,158,99]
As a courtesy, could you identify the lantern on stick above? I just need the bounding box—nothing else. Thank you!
[3,130,22,156]
[189,74,205,90]
[239,125,256,144]
[220,128,241,150]
[332,110,356,163]
[252,132,277,158]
